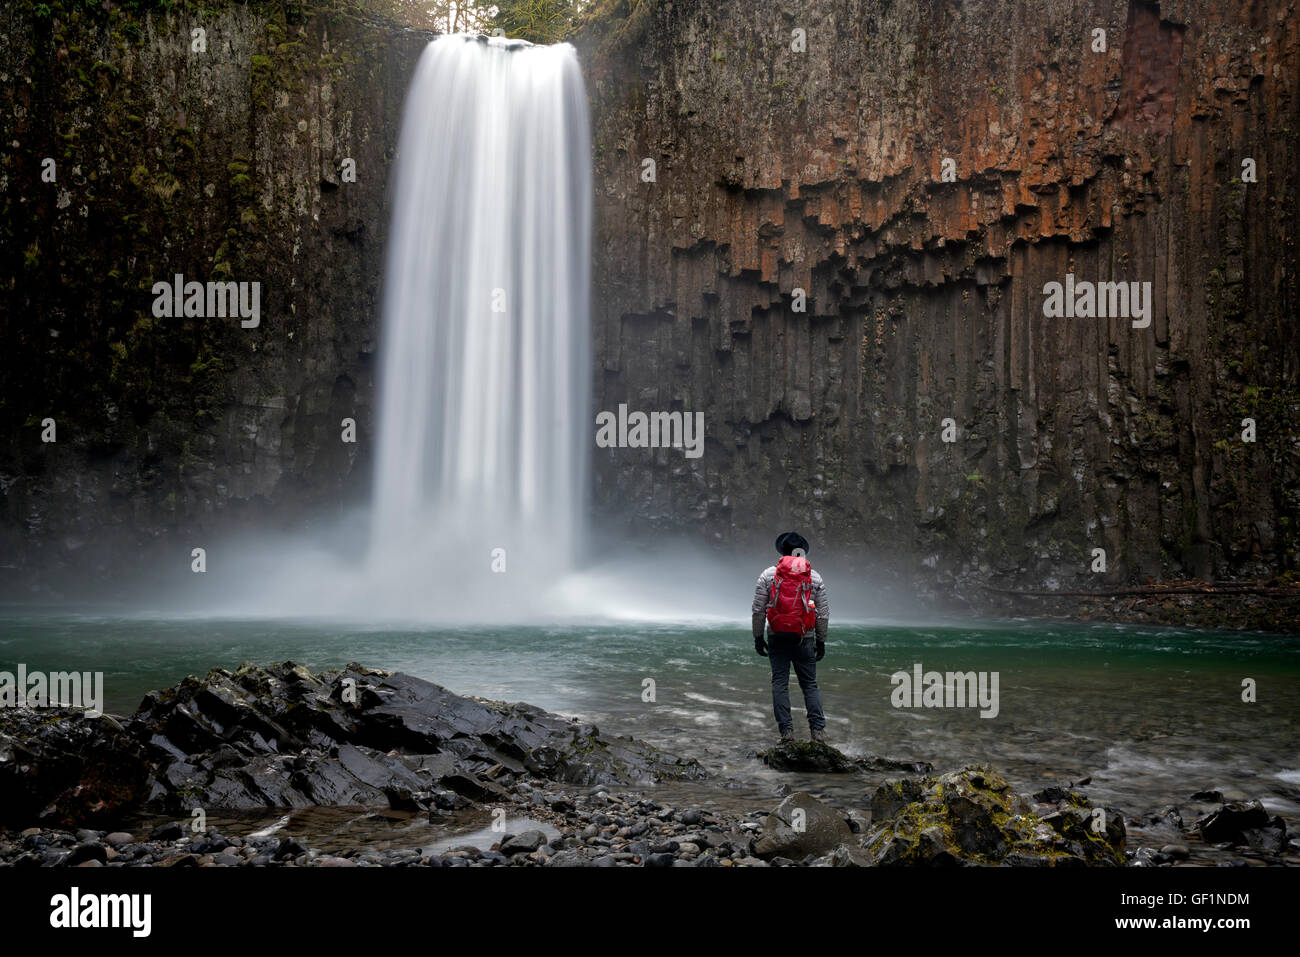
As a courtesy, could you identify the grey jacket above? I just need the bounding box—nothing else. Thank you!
[752,564,829,641]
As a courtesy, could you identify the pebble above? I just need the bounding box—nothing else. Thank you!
[149,822,183,841]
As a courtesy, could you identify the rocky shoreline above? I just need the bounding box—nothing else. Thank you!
[0,661,1293,867]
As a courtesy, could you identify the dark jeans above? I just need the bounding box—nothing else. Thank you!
[768,632,825,733]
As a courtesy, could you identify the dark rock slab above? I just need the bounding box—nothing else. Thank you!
[440,771,512,803]
[127,661,706,813]
[0,660,711,826]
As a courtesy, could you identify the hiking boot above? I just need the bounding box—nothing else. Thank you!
[779,729,795,745]
[810,728,827,744]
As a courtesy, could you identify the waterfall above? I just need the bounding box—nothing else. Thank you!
[143,36,851,625]
[369,35,592,603]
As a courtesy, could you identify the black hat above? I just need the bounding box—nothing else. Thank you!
[775,531,810,556]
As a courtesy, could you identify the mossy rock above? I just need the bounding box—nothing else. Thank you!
[863,765,1126,867]
[758,740,934,775]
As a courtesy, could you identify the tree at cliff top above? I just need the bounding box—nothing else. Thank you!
[492,0,583,43]
[358,0,493,32]
[357,0,583,41]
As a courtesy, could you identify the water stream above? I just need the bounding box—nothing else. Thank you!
[368,34,592,613]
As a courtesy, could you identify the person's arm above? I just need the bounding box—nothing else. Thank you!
[752,569,773,637]
[752,569,772,654]
[813,572,829,644]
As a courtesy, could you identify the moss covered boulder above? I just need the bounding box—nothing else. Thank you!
[758,740,859,773]
[758,740,933,775]
[862,765,1126,867]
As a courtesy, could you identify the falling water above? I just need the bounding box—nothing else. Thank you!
[369,35,592,601]
[146,34,765,622]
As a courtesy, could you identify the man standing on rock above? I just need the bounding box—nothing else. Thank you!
[752,531,829,744]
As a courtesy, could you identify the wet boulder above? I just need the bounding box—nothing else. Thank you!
[499,830,547,855]
[1196,800,1288,851]
[758,741,859,773]
[753,792,853,859]
[757,740,932,775]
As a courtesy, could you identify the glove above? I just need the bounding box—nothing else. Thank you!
[815,640,825,661]
[754,636,768,657]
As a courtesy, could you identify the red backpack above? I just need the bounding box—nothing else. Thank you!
[766,555,817,634]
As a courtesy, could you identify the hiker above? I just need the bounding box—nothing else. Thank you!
[752,531,829,744]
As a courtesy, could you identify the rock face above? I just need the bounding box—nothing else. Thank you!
[860,765,1126,866]
[1,661,706,821]
[0,1,429,592]
[576,0,1300,602]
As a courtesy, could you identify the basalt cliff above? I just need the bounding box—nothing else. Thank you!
[1,0,1296,619]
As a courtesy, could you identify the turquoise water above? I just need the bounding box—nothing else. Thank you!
[2,610,1298,850]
